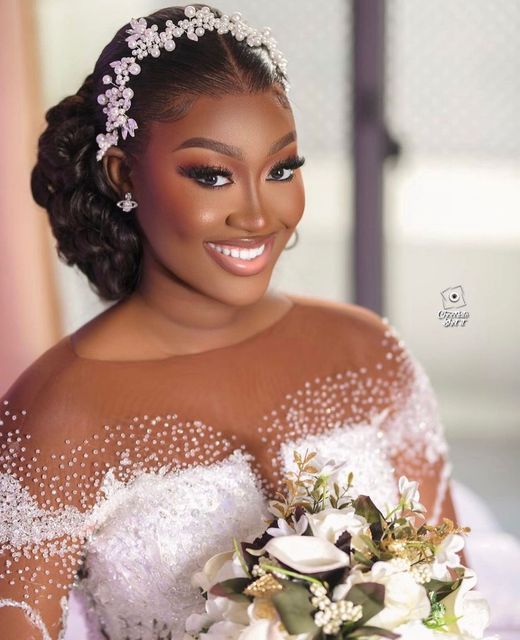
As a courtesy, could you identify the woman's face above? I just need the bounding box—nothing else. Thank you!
[125,89,305,307]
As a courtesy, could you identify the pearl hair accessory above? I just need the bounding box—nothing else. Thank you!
[116,192,138,212]
[95,5,289,162]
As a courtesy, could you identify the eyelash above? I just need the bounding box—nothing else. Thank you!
[178,154,306,189]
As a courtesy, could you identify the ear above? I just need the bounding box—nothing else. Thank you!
[102,147,133,197]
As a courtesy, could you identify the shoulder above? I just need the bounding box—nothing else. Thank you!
[287,293,403,353]
[288,292,388,328]
[0,335,87,440]
[282,293,416,382]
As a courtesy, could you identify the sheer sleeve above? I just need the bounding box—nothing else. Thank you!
[0,395,91,640]
[376,318,455,526]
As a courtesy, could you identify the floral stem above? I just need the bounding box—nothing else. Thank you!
[261,563,324,586]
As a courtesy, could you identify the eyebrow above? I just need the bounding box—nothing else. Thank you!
[173,130,297,160]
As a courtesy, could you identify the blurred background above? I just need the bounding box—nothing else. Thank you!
[1,0,519,630]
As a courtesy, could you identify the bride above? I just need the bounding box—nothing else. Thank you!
[0,4,462,639]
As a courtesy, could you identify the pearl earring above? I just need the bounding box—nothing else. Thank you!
[116,192,138,213]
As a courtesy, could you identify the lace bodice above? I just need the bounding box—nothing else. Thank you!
[0,296,451,640]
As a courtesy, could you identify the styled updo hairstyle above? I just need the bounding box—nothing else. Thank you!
[31,4,290,301]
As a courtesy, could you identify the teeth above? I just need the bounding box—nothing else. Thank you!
[208,242,266,261]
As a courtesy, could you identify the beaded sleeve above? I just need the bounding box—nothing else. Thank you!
[0,400,90,640]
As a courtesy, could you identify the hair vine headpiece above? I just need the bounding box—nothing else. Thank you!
[95,5,289,162]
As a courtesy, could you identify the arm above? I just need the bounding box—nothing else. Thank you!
[371,317,469,568]
[0,397,89,640]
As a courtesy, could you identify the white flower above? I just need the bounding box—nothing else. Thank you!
[331,567,365,601]
[392,620,437,639]
[206,597,250,626]
[266,513,309,537]
[199,620,246,640]
[441,567,491,639]
[191,550,248,593]
[319,457,351,478]
[264,534,350,573]
[315,457,356,495]
[354,563,431,631]
[398,475,426,513]
[307,507,367,544]
[436,533,465,567]
[306,506,371,553]
[395,619,499,640]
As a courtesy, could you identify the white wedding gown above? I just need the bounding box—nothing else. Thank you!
[0,298,517,639]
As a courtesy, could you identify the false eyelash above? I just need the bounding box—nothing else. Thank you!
[178,153,306,186]
[179,163,233,181]
[270,153,306,174]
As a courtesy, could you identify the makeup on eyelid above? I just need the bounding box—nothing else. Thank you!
[177,154,306,188]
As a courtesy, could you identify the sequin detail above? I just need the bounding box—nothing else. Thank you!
[0,319,450,639]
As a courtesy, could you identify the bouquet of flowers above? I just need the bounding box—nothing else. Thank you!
[184,450,497,640]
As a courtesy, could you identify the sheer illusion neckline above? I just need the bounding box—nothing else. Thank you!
[64,298,299,365]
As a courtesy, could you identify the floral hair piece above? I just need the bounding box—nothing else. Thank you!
[95,5,289,162]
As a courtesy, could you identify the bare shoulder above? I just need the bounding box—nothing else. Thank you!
[285,293,408,371]
[287,292,393,334]
[0,332,95,445]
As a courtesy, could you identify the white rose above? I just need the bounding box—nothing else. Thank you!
[206,596,250,626]
[199,620,247,640]
[392,620,437,639]
[237,619,285,640]
[331,567,366,601]
[363,563,431,631]
[307,507,368,545]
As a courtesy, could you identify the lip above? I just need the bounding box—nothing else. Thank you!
[203,234,276,277]
[205,232,276,248]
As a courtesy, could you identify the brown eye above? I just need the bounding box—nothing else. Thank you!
[267,154,306,182]
[178,164,234,189]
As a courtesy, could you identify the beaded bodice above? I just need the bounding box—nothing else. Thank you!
[0,296,450,640]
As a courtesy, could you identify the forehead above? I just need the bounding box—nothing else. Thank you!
[147,91,296,159]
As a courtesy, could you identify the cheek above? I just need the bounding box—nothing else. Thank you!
[273,176,305,227]
[137,170,225,241]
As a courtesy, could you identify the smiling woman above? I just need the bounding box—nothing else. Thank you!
[1,4,464,640]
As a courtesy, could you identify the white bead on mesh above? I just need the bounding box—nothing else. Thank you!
[95,5,289,162]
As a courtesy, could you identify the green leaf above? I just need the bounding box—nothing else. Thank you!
[423,576,460,602]
[358,534,381,558]
[209,578,251,602]
[353,496,385,541]
[271,579,320,638]
[345,582,386,625]
[352,496,386,540]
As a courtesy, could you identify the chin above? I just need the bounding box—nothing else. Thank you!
[204,274,273,308]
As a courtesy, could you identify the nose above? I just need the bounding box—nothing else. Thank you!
[224,181,278,234]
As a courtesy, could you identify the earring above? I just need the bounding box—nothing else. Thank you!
[116,192,138,213]
[283,228,299,251]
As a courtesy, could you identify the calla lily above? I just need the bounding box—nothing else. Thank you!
[192,551,247,592]
[440,567,491,638]
[264,534,350,573]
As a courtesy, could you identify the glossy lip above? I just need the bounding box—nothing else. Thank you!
[203,234,276,277]
[205,232,276,248]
